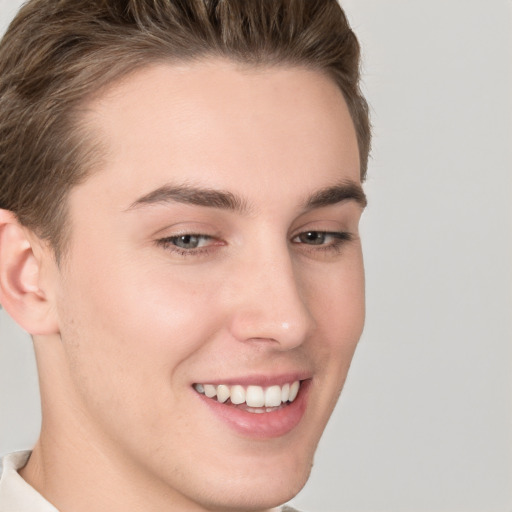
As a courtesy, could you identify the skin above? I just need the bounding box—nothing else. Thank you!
[2,60,365,511]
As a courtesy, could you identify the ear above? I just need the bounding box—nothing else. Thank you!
[0,209,59,335]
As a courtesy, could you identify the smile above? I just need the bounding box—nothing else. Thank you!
[193,381,301,412]
[193,378,310,438]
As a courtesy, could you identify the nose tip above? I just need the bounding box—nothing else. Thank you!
[228,257,315,349]
[230,302,313,349]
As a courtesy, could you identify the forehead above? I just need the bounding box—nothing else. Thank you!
[76,59,360,212]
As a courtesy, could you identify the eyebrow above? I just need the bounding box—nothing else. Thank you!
[303,181,367,210]
[127,184,249,213]
[127,180,366,212]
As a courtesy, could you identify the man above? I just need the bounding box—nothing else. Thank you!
[0,1,370,511]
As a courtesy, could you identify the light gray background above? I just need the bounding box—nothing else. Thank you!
[1,1,511,511]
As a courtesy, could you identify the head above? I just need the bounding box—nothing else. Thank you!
[0,1,370,511]
[0,0,370,259]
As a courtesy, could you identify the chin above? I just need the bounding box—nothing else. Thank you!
[197,449,314,511]
[200,474,309,512]
[157,442,314,512]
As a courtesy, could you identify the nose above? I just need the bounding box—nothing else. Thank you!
[227,244,315,349]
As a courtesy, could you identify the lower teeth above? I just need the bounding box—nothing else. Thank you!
[244,404,285,414]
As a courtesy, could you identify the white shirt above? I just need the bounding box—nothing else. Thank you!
[0,451,58,511]
[0,451,301,512]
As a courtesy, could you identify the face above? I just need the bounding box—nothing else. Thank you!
[43,61,365,511]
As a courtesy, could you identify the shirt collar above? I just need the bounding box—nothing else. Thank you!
[0,451,58,512]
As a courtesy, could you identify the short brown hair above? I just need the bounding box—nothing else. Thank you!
[0,0,370,259]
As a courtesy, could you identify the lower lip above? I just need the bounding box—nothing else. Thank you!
[196,380,310,439]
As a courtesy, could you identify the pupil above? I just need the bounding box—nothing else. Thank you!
[178,235,198,248]
[303,231,324,244]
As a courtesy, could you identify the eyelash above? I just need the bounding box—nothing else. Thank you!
[156,234,218,257]
[291,231,353,254]
[156,231,353,257]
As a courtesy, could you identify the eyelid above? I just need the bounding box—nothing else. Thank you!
[151,220,219,238]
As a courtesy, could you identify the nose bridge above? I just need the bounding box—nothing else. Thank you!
[228,241,314,348]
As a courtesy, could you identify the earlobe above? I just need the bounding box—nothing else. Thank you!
[0,209,59,335]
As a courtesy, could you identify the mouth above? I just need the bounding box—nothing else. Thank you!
[193,381,301,413]
[192,379,309,438]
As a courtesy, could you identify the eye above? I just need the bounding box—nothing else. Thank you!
[291,230,354,257]
[156,233,218,255]
[168,234,211,249]
[295,231,328,245]
[292,231,352,246]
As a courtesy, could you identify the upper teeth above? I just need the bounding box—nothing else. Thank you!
[193,381,301,407]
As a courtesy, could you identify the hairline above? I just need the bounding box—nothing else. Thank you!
[52,55,365,264]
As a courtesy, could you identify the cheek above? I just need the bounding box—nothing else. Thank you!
[55,249,223,410]
[308,252,365,338]
[306,254,365,385]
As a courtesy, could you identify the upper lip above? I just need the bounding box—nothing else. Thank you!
[192,372,312,387]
